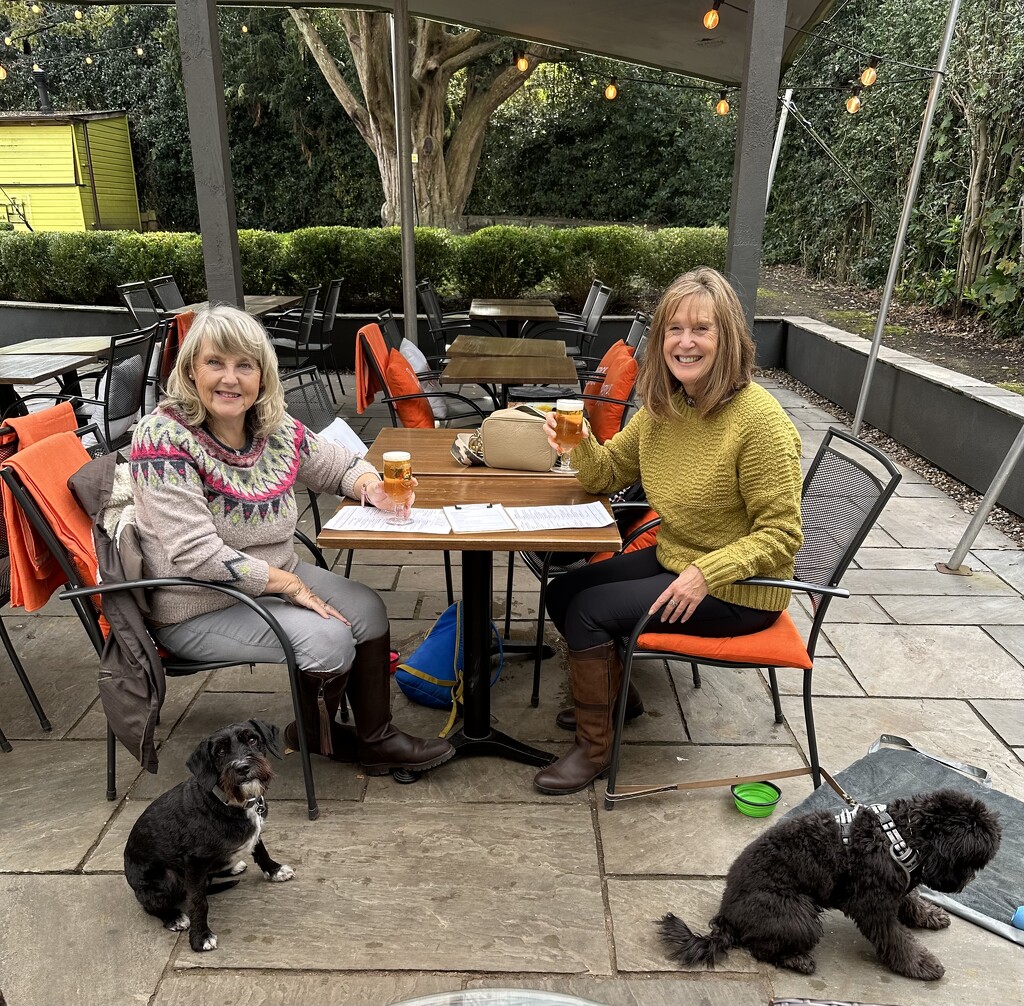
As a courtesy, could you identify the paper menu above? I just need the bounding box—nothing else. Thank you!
[322,506,451,534]
[504,501,615,531]
[317,418,368,457]
[443,503,517,534]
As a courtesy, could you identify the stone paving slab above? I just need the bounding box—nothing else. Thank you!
[170,802,610,975]
[796,591,891,623]
[826,623,1024,699]
[971,699,1024,746]
[0,875,175,1006]
[876,594,1024,624]
[972,548,1024,593]
[841,568,1016,595]
[670,666,791,745]
[779,695,1024,802]
[467,975,774,1005]
[761,657,867,697]
[854,547,991,570]
[875,497,1013,549]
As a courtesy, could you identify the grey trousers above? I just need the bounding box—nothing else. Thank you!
[154,562,390,676]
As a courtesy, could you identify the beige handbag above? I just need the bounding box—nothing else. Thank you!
[478,405,558,472]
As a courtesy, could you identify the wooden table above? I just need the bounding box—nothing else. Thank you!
[447,335,566,358]
[365,426,569,477]
[0,354,96,414]
[317,459,621,766]
[0,336,113,357]
[441,355,578,406]
[468,298,558,339]
[174,294,301,318]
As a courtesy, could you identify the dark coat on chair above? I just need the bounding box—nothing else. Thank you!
[70,452,166,773]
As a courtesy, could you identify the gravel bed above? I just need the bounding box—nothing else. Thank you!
[763,369,1024,550]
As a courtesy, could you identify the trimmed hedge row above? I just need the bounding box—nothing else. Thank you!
[0,224,727,311]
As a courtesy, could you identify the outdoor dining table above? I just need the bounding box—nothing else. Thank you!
[468,297,559,339]
[172,294,301,318]
[317,441,621,766]
[447,334,567,358]
[440,354,579,406]
[0,353,97,415]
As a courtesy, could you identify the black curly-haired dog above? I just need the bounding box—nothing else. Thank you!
[658,788,1001,981]
[124,719,294,952]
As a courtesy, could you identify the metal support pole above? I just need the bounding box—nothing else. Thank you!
[852,0,962,436]
[391,1,419,345]
[766,88,793,210]
[937,424,1024,576]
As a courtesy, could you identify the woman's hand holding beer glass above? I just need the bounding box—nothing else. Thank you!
[546,399,587,475]
[368,451,417,524]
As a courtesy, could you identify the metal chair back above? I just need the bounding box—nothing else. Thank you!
[97,325,159,447]
[146,275,185,312]
[118,281,163,330]
[319,278,342,338]
[376,310,405,352]
[625,311,651,349]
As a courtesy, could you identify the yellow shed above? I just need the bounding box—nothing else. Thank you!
[0,109,142,231]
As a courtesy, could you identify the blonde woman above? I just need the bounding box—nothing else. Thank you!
[129,305,453,775]
[537,268,803,795]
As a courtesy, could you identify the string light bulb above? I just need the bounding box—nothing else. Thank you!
[31,4,42,13]
[845,87,862,114]
[0,65,6,82]
[85,55,93,64]
[32,63,41,72]
[714,91,730,116]
[703,2,721,30]
[3,36,12,46]
[135,46,144,56]
[859,56,880,87]
[74,8,83,19]
[516,51,529,73]
[241,24,249,34]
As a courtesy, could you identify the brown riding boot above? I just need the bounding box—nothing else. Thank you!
[284,670,359,762]
[345,631,456,775]
[534,642,621,795]
[555,679,644,731]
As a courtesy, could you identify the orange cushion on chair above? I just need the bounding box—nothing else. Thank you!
[582,340,630,399]
[589,507,658,564]
[637,610,812,670]
[587,349,638,443]
[385,348,435,429]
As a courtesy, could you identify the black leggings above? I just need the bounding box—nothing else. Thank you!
[545,546,781,651]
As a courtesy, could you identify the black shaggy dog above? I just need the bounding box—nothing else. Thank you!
[124,719,294,952]
[658,788,1001,981]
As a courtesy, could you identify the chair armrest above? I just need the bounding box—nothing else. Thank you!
[735,576,850,600]
[382,391,490,420]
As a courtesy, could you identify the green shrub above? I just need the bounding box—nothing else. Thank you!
[547,226,647,310]
[453,225,556,300]
[0,221,13,231]
[642,227,728,292]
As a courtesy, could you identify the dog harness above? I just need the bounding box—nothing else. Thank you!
[835,802,919,886]
[213,786,268,819]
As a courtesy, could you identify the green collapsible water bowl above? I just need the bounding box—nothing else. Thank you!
[730,781,782,818]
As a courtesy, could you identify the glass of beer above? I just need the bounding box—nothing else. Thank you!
[382,451,414,525]
[551,398,585,474]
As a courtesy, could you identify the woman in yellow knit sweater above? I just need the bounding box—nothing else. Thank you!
[536,267,803,795]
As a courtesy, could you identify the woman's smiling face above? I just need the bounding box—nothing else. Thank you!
[192,336,261,435]
[662,293,719,395]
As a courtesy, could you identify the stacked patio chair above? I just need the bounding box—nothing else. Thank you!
[146,275,186,312]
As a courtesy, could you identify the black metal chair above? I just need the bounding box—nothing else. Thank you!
[416,278,503,360]
[520,278,605,340]
[265,286,320,375]
[146,275,186,312]
[302,278,345,404]
[604,427,902,808]
[0,423,51,751]
[0,443,331,821]
[4,325,159,451]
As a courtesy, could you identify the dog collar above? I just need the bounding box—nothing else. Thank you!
[213,786,267,819]
[835,803,919,885]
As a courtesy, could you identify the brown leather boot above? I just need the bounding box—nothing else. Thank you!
[534,642,621,795]
[284,670,359,762]
[555,679,644,731]
[345,630,456,775]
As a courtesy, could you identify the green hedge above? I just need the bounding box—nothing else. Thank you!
[0,224,727,310]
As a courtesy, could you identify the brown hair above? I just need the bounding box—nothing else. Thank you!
[635,267,755,420]
[164,304,286,438]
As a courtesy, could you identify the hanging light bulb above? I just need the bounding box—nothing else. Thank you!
[31,4,42,13]
[74,8,83,19]
[85,55,93,64]
[714,91,730,116]
[845,87,862,114]
[0,65,7,82]
[516,51,529,73]
[32,62,41,72]
[703,2,721,30]
[241,24,249,34]
[604,77,618,100]
[136,46,144,56]
[859,56,880,87]
[3,36,12,46]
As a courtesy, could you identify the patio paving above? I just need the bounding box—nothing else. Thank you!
[2,374,1023,1006]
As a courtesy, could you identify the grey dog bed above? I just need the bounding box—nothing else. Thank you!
[784,735,1024,946]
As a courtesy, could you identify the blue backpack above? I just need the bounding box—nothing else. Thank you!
[395,602,503,735]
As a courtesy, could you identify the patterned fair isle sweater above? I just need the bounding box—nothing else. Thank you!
[573,382,803,613]
[129,405,377,626]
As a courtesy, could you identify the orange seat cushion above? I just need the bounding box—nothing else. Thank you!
[637,610,811,670]
[385,348,435,429]
[587,348,638,443]
[582,340,631,399]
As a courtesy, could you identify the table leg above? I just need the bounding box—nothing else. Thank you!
[0,385,25,418]
[447,550,555,766]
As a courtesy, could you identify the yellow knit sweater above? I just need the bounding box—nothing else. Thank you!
[573,382,803,612]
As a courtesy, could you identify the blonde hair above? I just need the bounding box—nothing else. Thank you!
[636,267,755,420]
[164,304,285,438]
